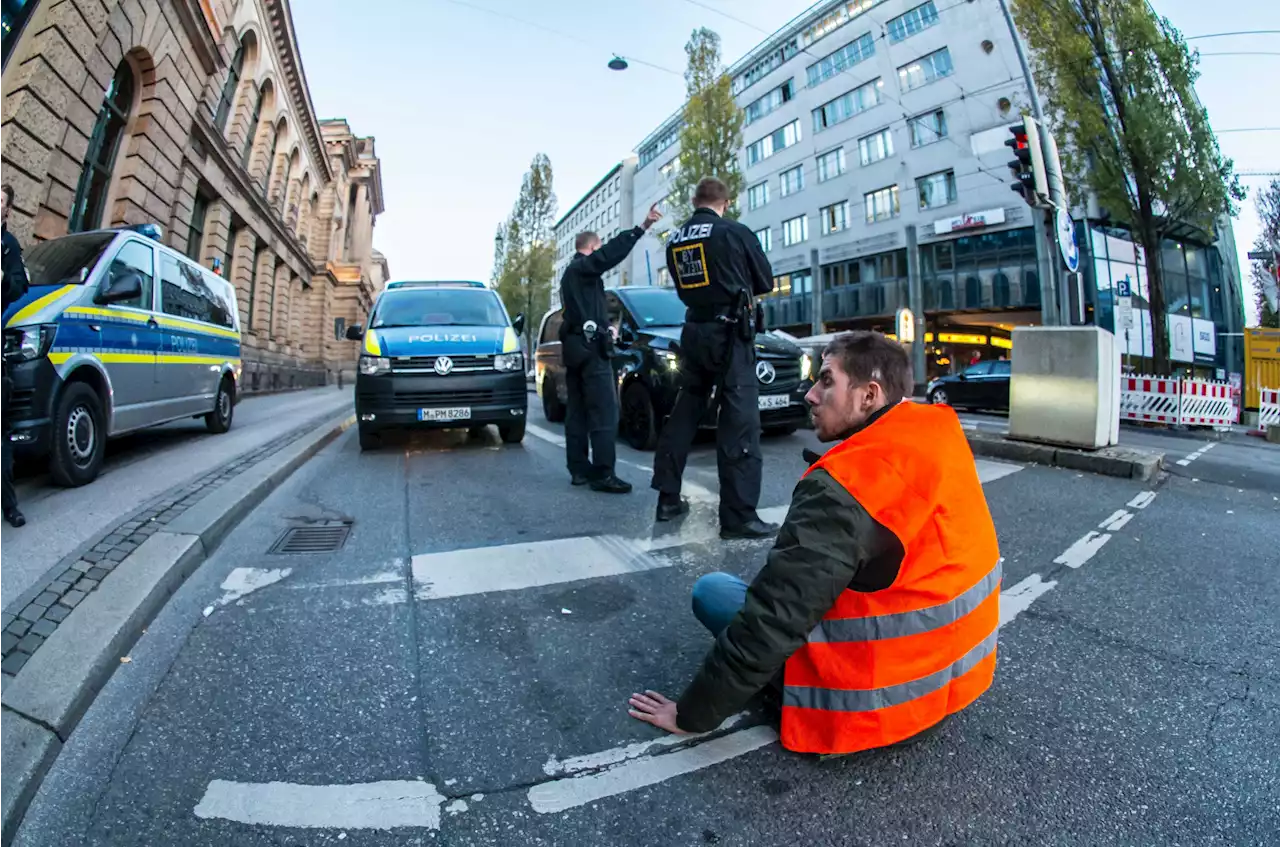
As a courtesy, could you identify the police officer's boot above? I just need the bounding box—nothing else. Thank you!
[589,473,633,494]
[4,508,25,528]
[719,519,779,540]
[655,494,689,522]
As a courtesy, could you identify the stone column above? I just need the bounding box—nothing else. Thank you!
[230,229,257,327]
[252,249,276,337]
[202,200,234,273]
[272,261,292,342]
[353,182,370,264]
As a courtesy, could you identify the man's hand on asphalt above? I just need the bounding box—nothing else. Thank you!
[628,690,688,734]
[642,203,662,231]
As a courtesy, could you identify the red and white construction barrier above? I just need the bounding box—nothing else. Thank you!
[1178,379,1238,428]
[1260,388,1280,431]
[1119,376,1181,424]
[1119,376,1239,428]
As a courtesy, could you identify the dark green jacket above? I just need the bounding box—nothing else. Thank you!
[675,412,905,733]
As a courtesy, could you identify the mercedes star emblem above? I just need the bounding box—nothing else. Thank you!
[433,356,454,376]
[756,360,777,384]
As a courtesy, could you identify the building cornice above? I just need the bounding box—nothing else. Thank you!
[264,0,332,183]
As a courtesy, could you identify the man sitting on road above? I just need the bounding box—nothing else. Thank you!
[628,331,1002,755]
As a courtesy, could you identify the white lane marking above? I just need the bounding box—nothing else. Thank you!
[543,713,749,777]
[1053,531,1111,569]
[204,567,292,615]
[193,779,446,830]
[526,422,566,447]
[1176,442,1216,466]
[527,726,778,815]
[285,570,402,591]
[999,574,1059,626]
[1105,512,1134,531]
[1098,509,1129,530]
[1127,491,1157,510]
[974,459,1022,483]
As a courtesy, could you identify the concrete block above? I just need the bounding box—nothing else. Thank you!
[965,431,1057,466]
[0,532,203,738]
[1,711,63,846]
[1267,426,1280,445]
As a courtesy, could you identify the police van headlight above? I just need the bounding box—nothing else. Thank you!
[3,324,57,363]
[494,352,524,372]
[359,355,390,376]
[656,349,679,371]
[800,353,813,382]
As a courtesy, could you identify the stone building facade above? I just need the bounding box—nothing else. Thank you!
[1,0,386,392]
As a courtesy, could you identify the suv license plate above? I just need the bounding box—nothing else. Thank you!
[758,395,790,410]
[419,407,472,422]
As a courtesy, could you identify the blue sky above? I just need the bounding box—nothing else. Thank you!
[291,0,1276,317]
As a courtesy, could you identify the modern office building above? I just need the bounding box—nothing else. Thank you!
[550,156,637,310]
[555,0,1247,379]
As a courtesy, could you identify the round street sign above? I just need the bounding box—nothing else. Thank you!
[1056,208,1080,273]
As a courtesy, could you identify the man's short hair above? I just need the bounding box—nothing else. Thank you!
[693,177,730,208]
[822,331,913,406]
[1,184,12,204]
[575,231,599,251]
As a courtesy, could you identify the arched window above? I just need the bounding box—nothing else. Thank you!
[241,83,267,168]
[69,61,134,232]
[213,42,244,132]
[261,121,283,197]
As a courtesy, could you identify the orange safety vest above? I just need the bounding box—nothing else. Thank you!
[781,401,1001,754]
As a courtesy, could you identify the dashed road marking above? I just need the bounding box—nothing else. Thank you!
[193,779,446,830]
[1175,441,1216,466]
[203,567,292,616]
[1053,530,1112,569]
[999,574,1058,626]
[1127,491,1158,510]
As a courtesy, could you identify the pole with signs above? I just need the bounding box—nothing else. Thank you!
[1115,277,1134,373]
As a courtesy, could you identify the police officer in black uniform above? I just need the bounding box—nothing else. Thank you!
[2,183,29,528]
[559,203,663,493]
[650,177,777,539]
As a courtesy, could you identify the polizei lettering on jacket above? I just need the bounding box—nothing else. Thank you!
[407,333,479,343]
[668,222,714,244]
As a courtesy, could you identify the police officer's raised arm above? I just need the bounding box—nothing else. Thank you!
[577,204,663,275]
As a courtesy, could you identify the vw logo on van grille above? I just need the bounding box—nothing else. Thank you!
[433,356,454,376]
[756,360,776,384]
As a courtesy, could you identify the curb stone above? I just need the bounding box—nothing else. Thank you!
[0,410,355,846]
[965,429,1163,481]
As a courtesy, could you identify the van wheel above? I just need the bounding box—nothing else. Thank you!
[499,420,526,444]
[542,378,566,423]
[50,382,107,487]
[205,378,235,434]
[358,425,382,451]
[621,383,657,451]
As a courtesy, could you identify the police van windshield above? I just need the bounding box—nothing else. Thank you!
[621,288,687,327]
[23,232,117,288]
[372,287,508,328]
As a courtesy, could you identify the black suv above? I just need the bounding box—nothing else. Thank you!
[534,286,814,449]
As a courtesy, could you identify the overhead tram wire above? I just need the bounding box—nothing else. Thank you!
[1186,30,1280,40]
[438,0,683,76]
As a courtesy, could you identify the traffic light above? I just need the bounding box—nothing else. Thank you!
[1006,116,1048,207]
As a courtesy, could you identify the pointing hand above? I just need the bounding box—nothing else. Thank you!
[642,203,663,230]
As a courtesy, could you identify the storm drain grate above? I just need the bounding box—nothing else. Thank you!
[268,522,353,555]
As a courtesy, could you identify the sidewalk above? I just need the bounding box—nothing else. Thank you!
[2,387,353,613]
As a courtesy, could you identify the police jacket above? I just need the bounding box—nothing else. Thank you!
[2,226,28,310]
[675,402,1001,756]
[664,207,773,319]
[558,226,644,342]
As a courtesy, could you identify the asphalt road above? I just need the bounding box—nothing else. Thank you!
[1,387,353,609]
[16,401,1280,846]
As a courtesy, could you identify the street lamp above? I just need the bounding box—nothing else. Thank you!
[608,56,628,71]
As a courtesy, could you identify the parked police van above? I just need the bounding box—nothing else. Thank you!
[345,280,528,450]
[2,224,242,487]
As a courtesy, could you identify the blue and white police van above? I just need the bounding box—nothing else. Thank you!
[345,280,528,449]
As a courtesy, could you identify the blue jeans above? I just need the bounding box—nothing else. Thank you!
[691,572,749,636]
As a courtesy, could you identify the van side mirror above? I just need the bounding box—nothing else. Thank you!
[345,324,364,341]
[95,272,143,305]
[512,313,527,336]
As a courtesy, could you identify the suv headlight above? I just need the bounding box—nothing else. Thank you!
[800,353,813,382]
[359,355,390,376]
[494,352,524,372]
[3,324,57,363]
[656,349,679,371]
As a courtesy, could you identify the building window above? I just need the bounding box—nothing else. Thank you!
[746,119,802,166]
[780,165,805,196]
[242,84,267,168]
[213,42,245,132]
[782,215,808,247]
[858,128,895,166]
[186,192,211,260]
[659,158,679,179]
[865,186,900,222]
[732,38,800,96]
[917,170,957,209]
[801,0,881,47]
[69,61,134,233]
[755,227,773,253]
[747,181,770,211]
[806,32,875,87]
[812,79,883,132]
[745,79,795,126]
[908,109,948,148]
[898,48,954,92]
[887,2,940,44]
[816,148,846,183]
[820,202,849,235]
[103,240,155,310]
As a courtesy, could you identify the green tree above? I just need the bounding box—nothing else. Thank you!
[1249,179,1279,328]
[1010,0,1245,373]
[671,28,744,225]
[492,153,558,355]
